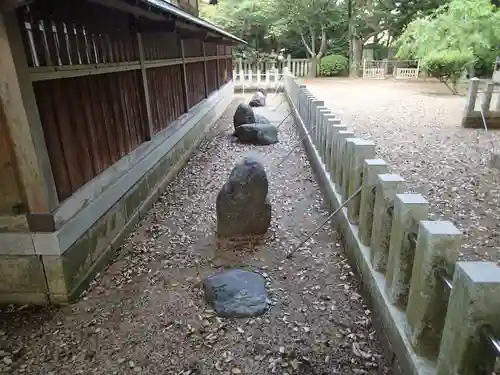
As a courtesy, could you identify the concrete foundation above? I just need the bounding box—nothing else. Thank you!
[0,81,234,305]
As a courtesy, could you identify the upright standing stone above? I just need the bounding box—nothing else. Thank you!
[436,262,500,375]
[216,156,271,238]
[234,103,256,129]
[406,220,461,359]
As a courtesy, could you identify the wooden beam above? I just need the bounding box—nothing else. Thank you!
[27,56,216,82]
[137,32,154,140]
[177,27,207,40]
[179,38,190,112]
[0,13,59,212]
[136,17,176,33]
[215,44,220,89]
[202,42,208,98]
[29,62,142,81]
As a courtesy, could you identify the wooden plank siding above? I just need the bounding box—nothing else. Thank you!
[16,0,234,202]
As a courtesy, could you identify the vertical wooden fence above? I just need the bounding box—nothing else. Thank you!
[17,0,233,202]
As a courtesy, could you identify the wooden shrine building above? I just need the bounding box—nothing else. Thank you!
[0,0,243,304]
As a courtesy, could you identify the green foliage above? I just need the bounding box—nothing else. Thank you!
[422,50,474,93]
[319,54,349,76]
[396,0,500,63]
[395,0,500,92]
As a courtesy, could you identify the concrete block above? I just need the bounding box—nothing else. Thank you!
[327,124,347,175]
[385,194,429,307]
[347,140,376,225]
[370,174,405,272]
[406,220,461,359]
[311,100,324,135]
[320,114,338,164]
[341,138,358,201]
[319,109,332,157]
[316,107,329,149]
[359,159,389,246]
[0,255,48,295]
[334,131,354,193]
[436,261,500,375]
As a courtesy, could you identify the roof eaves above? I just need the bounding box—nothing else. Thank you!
[144,0,246,44]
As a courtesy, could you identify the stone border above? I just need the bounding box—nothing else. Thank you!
[284,84,435,375]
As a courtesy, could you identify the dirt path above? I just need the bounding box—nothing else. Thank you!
[0,95,389,375]
[308,78,500,264]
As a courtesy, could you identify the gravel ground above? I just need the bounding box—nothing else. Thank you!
[308,78,500,264]
[0,95,390,375]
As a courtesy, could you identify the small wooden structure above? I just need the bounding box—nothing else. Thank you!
[0,0,243,304]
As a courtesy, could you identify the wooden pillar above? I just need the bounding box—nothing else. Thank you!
[136,32,154,139]
[179,38,190,112]
[215,44,220,89]
[202,42,208,98]
[0,13,59,215]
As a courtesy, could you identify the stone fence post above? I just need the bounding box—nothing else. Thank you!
[358,159,388,246]
[385,193,429,307]
[370,174,405,272]
[406,220,461,359]
[436,261,500,375]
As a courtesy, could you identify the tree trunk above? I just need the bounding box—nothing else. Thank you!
[350,36,363,77]
[309,56,319,78]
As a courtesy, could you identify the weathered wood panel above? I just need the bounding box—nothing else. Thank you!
[185,62,206,108]
[142,31,179,60]
[147,65,185,134]
[183,38,202,58]
[34,71,147,201]
[206,60,218,95]
[205,42,216,56]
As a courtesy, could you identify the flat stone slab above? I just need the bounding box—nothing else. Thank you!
[203,269,269,317]
[234,123,278,145]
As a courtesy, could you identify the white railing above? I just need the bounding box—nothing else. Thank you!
[363,67,385,79]
[232,69,282,90]
[233,57,311,78]
[395,68,419,79]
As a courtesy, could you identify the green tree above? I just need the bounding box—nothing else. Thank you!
[396,0,500,92]
[347,0,448,76]
[271,0,346,76]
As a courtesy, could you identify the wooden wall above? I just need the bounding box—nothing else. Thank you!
[16,0,233,201]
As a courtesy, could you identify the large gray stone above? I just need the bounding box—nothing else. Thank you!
[234,123,279,146]
[233,103,255,129]
[203,269,269,317]
[254,114,270,124]
[249,91,266,107]
[216,156,271,238]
